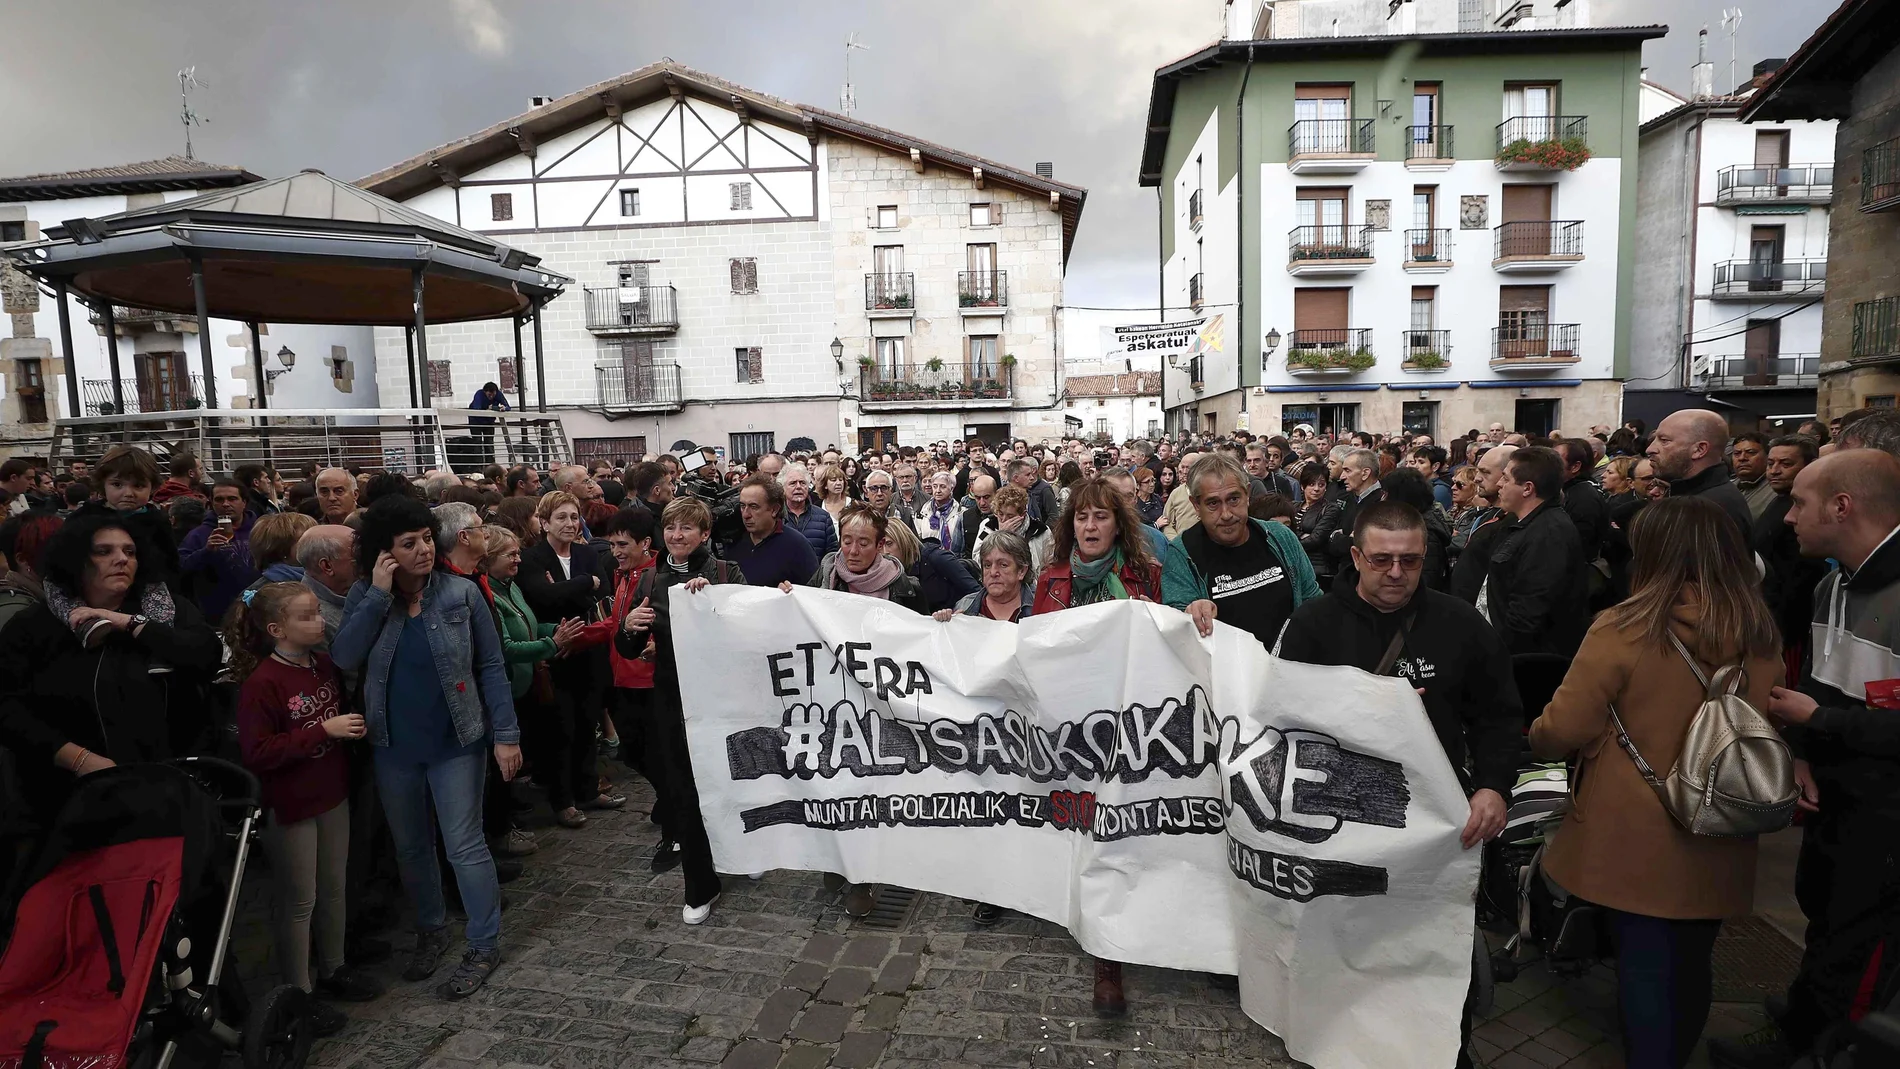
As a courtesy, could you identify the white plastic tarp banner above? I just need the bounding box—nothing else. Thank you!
[674,586,1480,1069]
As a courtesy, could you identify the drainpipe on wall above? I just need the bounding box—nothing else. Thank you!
[1236,44,1255,418]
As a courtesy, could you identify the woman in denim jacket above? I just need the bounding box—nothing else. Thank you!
[331,495,519,1000]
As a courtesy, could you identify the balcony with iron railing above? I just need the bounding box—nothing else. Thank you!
[1714,164,1833,207]
[865,272,915,316]
[1287,118,1376,173]
[583,285,679,334]
[1401,330,1452,372]
[1863,137,1900,212]
[1288,225,1374,276]
[86,305,199,332]
[1852,296,1900,362]
[860,362,1013,409]
[1711,259,1827,299]
[1492,220,1584,271]
[957,270,1007,316]
[81,376,206,415]
[1189,271,1205,311]
[1404,228,1453,270]
[1405,125,1455,167]
[1189,188,1204,230]
[1703,353,1820,390]
[1492,323,1581,368]
[594,362,683,412]
[1495,116,1589,171]
[1285,328,1375,374]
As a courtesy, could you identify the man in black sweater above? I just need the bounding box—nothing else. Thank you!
[1556,437,1608,562]
[1753,434,1826,679]
[1484,446,1588,657]
[1278,500,1522,1069]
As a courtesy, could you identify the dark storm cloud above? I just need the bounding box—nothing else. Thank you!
[0,1,1836,304]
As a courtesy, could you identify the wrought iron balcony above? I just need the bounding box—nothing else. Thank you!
[1714,164,1833,207]
[1287,119,1375,172]
[1404,228,1452,267]
[594,362,683,411]
[1285,329,1375,373]
[1863,137,1900,212]
[1401,330,1451,371]
[1288,225,1373,275]
[1852,296,1900,361]
[1703,353,1819,390]
[583,285,679,333]
[957,270,1007,313]
[1189,188,1204,229]
[1493,221,1584,270]
[865,272,915,314]
[860,362,1013,408]
[81,376,204,415]
[1495,116,1589,169]
[1405,125,1454,163]
[1491,323,1580,367]
[1711,259,1827,299]
[1189,271,1205,311]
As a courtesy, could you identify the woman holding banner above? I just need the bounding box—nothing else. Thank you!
[619,497,747,925]
[1031,478,1162,1016]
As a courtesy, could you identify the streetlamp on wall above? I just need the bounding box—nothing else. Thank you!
[1262,328,1282,373]
[265,345,296,387]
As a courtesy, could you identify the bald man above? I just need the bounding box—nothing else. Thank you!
[313,467,358,524]
[1717,448,1900,1067]
[1646,409,1752,539]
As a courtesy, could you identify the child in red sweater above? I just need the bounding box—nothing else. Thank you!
[231,582,383,1037]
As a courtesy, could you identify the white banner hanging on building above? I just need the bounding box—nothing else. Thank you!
[1101,316,1222,364]
[674,587,1480,1069]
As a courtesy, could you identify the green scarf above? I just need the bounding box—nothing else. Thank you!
[1069,547,1128,605]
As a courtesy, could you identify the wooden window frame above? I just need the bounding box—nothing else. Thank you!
[875,204,899,229]
[730,257,759,294]
[489,193,513,222]
[735,346,764,384]
[730,182,753,211]
[619,189,640,217]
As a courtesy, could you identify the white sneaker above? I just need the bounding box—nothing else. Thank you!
[747,872,766,881]
[682,898,717,925]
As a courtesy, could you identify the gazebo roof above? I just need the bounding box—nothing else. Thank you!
[6,169,569,326]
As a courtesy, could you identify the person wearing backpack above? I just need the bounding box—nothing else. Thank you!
[1530,496,1785,1069]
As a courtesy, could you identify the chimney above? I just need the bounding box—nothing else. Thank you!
[1690,27,1714,99]
[1035,162,1054,180]
[1750,57,1786,89]
[531,95,555,108]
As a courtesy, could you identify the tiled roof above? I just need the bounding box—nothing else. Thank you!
[1067,372,1162,397]
[0,156,261,202]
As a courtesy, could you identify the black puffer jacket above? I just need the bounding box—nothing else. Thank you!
[0,594,221,822]
[1483,501,1589,656]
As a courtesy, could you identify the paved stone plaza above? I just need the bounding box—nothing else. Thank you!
[287,774,1773,1069]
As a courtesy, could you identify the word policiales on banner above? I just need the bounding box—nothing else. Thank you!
[676,588,1479,1069]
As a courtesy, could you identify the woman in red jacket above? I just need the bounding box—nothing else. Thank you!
[1029,477,1161,1016]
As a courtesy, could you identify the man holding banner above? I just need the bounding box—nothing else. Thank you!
[1278,499,1523,1068]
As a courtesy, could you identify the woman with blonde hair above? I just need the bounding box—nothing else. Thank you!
[814,463,853,526]
[1529,496,1782,1068]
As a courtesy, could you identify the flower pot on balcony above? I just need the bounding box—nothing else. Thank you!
[1495,137,1591,171]
[1403,351,1447,370]
[925,358,945,373]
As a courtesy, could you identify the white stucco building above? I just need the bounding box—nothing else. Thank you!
[0,158,377,450]
[1627,56,1834,430]
[356,62,1084,462]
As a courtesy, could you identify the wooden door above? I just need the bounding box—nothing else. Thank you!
[1749,226,1785,292]
[1499,286,1551,359]
[620,340,655,402]
[1755,130,1791,193]
[1500,185,1554,257]
[1743,319,1781,386]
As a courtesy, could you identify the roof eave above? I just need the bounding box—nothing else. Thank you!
[1737,0,1887,122]
[0,169,262,204]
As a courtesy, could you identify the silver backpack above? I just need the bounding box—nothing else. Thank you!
[1608,633,1797,838]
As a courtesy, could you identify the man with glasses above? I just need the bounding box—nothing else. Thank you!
[1278,499,1521,1069]
[860,470,916,531]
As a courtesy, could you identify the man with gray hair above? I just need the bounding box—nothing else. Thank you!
[1327,448,1386,591]
[433,502,488,582]
[1838,408,1900,460]
[894,463,927,514]
[296,524,358,649]
[553,464,603,504]
[422,471,460,505]
[778,462,837,557]
[314,467,359,525]
[860,469,916,530]
[1646,408,1752,539]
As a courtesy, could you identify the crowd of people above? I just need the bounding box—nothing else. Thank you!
[1,401,1897,1066]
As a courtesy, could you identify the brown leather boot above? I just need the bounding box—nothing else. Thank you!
[1092,958,1126,1018]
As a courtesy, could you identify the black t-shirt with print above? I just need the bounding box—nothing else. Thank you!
[1189,523,1294,646]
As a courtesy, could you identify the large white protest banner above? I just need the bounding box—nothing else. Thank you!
[674,586,1479,1069]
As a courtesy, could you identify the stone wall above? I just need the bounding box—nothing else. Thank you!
[1817,44,1900,414]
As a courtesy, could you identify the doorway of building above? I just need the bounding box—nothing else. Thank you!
[962,422,1010,448]
[1515,399,1559,436]
[858,426,899,453]
[1279,403,1361,435]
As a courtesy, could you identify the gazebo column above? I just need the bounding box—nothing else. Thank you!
[413,268,430,408]
[190,257,218,410]
[532,302,547,414]
[249,322,267,411]
[404,326,418,408]
[53,280,78,419]
[512,315,527,414]
[100,302,123,415]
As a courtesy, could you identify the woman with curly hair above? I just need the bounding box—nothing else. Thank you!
[330,495,518,999]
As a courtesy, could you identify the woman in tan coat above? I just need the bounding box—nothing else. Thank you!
[1530,496,1782,1069]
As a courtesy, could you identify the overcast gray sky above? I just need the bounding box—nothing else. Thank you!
[2,0,1831,307]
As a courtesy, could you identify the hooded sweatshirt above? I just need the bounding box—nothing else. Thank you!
[1792,525,1900,817]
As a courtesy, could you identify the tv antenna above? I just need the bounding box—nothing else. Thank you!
[840,33,868,116]
[1720,9,1742,94]
[178,67,209,159]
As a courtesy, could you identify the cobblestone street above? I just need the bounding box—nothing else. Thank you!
[284,772,1772,1069]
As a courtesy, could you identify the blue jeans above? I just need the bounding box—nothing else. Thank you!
[1606,909,1722,1069]
[374,745,501,953]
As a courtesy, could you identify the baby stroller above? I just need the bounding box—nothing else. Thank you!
[1470,655,1610,1013]
[0,757,312,1069]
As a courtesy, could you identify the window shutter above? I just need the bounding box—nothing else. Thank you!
[744,259,758,292]
[498,357,517,393]
[990,202,1002,225]
[429,360,453,398]
[730,259,744,292]
[747,347,763,384]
